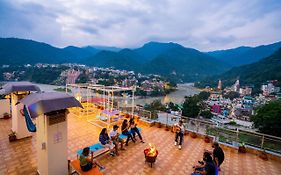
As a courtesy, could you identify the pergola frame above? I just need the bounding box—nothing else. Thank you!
[66,83,136,128]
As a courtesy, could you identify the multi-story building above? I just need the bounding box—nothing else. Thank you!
[239,86,252,96]
[261,82,280,96]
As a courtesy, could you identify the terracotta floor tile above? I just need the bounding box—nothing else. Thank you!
[1,115,281,175]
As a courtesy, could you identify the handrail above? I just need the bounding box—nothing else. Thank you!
[141,111,281,154]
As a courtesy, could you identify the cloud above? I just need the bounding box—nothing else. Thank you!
[0,0,281,51]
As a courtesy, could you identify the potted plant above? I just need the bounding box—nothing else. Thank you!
[3,112,11,119]
[171,125,175,133]
[156,122,162,128]
[190,132,197,138]
[259,150,268,161]
[204,135,211,143]
[8,131,17,142]
[165,125,170,131]
[238,142,246,153]
[184,130,189,136]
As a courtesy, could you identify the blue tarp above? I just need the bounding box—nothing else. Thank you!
[23,106,36,132]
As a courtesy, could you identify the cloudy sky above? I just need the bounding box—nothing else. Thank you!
[1,0,281,51]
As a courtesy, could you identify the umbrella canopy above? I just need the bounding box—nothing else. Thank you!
[1,81,41,95]
[19,92,82,118]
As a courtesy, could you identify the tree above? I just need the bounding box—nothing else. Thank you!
[198,91,211,101]
[201,110,213,119]
[144,100,166,119]
[168,102,178,111]
[251,100,281,137]
[223,91,240,100]
[182,96,200,118]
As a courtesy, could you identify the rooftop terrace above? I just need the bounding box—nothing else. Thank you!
[0,115,281,175]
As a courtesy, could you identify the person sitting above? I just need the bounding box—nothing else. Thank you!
[192,152,216,175]
[121,119,136,146]
[174,120,185,149]
[99,128,116,156]
[129,117,145,143]
[109,125,125,155]
[210,142,224,171]
[79,147,105,172]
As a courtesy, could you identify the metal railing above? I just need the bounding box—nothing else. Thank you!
[140,111,281,154]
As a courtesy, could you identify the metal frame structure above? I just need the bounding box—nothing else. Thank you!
[66,83,136,128]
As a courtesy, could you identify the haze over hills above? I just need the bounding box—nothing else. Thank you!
[197,48,281,88]
[88,45,122,52]
[0,37,281,82]
[207,41,281,66]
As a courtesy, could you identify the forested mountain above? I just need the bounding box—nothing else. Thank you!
[0,38,97,64]
[134,42,182,63]
[85,49,142,71]
[0,38,70,64]
[144,47,228,82]
[85,42,229,81]
[63,46,98,59]
[207,41,281,66]
[1,37,280,83]
[197,48,281,88]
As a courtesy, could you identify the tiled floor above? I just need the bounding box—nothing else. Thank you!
[1,115,281,175]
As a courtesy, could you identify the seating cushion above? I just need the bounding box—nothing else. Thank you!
[119,127,142,140]
[77,143,105,156]
[70,159,103,175]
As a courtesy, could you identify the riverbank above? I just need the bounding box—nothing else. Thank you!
[1,82,200,106]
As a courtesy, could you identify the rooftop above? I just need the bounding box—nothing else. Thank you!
[1,115,281,175]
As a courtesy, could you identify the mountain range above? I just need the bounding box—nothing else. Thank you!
[196,48,281,89]
[0,37,281,82]
[207,41,281,66]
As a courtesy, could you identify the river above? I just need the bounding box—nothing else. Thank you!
[1,82,200,105]
[131,83,200,105]
[37,83,200,105]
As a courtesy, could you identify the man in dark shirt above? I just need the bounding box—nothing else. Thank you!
[212,142,224,170]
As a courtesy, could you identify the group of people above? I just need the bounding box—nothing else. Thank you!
[192,142,225,175]
[79,117,144,172]
[99,118,145,156]
[174,120,225,175]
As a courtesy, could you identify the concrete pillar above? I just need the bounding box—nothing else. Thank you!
[11,93,31,139]
[37,111,68,175]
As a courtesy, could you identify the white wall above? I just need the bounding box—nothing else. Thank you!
[37,113,68,175]
[11,93,31,139]
[0,99,10,118]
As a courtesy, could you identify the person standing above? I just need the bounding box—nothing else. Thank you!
[174,120,185,150]
[212,142,224,170]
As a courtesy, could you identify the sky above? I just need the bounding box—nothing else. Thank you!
[0,0,281,51]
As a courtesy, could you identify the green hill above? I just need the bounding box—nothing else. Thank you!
[0,38,98,65]
[197,48,281,88]
[85,49,142,71]
[207,41,281,66]
[145,47,229,82]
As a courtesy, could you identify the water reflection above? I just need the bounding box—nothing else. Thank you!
[36,83,200,106]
